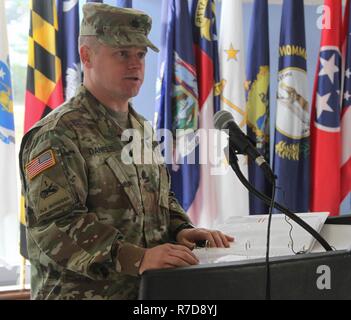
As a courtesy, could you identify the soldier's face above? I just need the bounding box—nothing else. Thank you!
[89,44,146,103]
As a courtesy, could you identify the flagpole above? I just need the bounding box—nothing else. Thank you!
[19,256,26,290]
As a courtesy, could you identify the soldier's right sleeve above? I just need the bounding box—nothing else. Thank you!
[19,124,145,280]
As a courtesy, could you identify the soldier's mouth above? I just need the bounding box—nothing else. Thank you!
[124,77,141,81]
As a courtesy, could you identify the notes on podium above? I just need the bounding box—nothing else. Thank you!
[194,212,330,264]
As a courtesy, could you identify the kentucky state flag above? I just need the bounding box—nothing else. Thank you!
[245,0,271,214]
[273,0,310,212]
[154,0,200,216]
[310,0,342,216]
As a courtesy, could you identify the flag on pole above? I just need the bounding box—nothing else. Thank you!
[86,1,132,8]
[21,0,64,257]
[0,0,19,263]
[218,0,249,219]
[24,0,64,133]
[273,0,310,212]
[245,0,271,214]
[310,0,342,216]
[116,0,132,7]
[154,0,200,216]
[188,0,220,227]
[341,0,351,202]
[57,0,81,100]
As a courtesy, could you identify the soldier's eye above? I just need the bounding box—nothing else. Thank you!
[138,51,147,59]
[115,51,128,58]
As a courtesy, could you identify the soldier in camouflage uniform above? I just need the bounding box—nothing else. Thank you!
[19,3,233,300]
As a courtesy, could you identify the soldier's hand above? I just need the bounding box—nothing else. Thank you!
[176,228,234,249]
[138,243,199,274]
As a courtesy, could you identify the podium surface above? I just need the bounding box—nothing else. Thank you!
[139,216,351,300]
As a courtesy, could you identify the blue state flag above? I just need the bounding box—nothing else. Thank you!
[273,0,310,212]
[58,0,81,100]
[154,0,200,214]
[116,0,132,7]
[86,1,132,8]
[245,0,271,214]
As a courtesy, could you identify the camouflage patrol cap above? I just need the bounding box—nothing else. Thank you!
[80,3,159,52]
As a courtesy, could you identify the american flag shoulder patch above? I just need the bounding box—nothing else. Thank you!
[25,149,56,180]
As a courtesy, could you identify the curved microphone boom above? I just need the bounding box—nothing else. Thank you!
[214,110,275,184]
[213,110,332,252]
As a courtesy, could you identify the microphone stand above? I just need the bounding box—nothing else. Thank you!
[226,146,333,252]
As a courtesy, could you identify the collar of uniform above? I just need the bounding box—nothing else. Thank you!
[76,85,151,139]
[76,85,124,138]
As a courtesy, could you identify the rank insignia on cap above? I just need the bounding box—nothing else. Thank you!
[26,150,56,180]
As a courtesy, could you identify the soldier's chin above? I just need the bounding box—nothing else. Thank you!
[129,88,142,98]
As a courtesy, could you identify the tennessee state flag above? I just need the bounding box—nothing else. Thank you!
[310,0,342,216]
[341,0,351,202]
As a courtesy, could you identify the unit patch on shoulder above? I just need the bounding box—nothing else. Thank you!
[37,175,73,217]
[26,150,56,180]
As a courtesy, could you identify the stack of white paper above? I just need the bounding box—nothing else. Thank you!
[194,212,329,264]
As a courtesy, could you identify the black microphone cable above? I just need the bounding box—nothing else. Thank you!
[226,148,332,252]
[226,145,333,300]
[265,178,276,300]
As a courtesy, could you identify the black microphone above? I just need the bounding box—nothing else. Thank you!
[214,110,275,184]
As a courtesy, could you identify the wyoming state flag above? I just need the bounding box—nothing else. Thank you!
[310,0,342,216]
[273,0,310,212]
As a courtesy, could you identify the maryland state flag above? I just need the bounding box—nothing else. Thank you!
[24,0,64,132]
[273,0,310,212]
[21,0,64,258]
[310,0,342,216]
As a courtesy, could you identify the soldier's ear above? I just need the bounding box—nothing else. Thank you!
[80,45,93,68]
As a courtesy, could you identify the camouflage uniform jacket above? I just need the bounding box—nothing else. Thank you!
[19,86,192,300]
